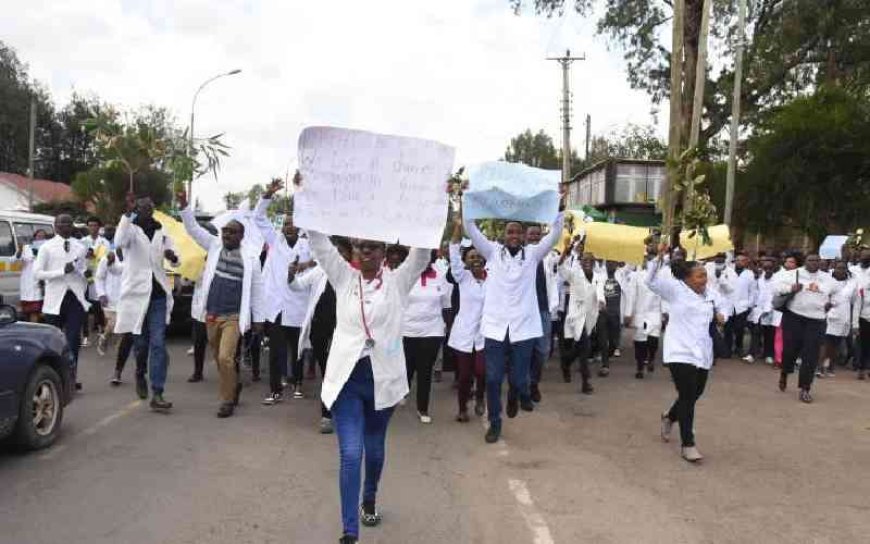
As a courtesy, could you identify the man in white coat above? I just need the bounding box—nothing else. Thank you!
[34,214,90,390]
[178,190,266,418]
[113,194,179,412]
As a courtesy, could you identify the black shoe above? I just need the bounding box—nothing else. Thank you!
[647,362,655,373]
[530,384,542,403]
[485,424,501,444]
[520,398,534,412]
[339,535,358,544]
[150,394,173,412]
[252,372,261,382]
[360,501,381,527]
[110,370,122,386]
[217,402,235,418]
[581,381,594,395]
[561,363,572,383]
[474,399,485,417]
[635,371,644,379]
[598,365,610,377]
[136,376,148,399]
[75,382,83,391]
[778,373,788,392]
[506,394,519,419]
[233,383,243,406]
[187,374,203,383]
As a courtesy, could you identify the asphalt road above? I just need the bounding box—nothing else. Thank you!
[2,338,869,544]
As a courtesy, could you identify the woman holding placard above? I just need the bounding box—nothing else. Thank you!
[461,188,565,444]
[305,224,429,543]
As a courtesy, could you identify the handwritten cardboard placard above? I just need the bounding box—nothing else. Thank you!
[463,161,560,223]
[295,126,455,248]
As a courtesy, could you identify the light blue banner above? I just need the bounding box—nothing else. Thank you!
[463,161,561,223]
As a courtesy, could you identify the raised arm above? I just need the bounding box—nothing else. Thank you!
[448,243,469,283]
[307,230,353,289]
[463,218,495,262]
[645,248,679,302]
[530,212,565,262]
[253,197,279,247]
[180,205,216,250]
[396,248,432,295]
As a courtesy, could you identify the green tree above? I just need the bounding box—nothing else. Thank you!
[510,1,870,150]
[223,191,244,210]
[72,164,172,221]
[503,129,561,168]
[741,87,870,244]
[38,93,102,182]
[585,124,668,165]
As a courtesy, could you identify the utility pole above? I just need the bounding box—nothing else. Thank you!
[27,96,37,211]
[548,49,585,185]
[584,114,591,162]
[724,0,747,226]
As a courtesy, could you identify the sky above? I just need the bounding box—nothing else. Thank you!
[3,0,665,212]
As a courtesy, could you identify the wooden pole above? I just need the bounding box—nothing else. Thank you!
[663,0,685,242]
[683,0,712,213]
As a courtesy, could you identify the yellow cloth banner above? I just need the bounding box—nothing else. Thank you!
[685,224,734,261]
[154,211,207,281]
[558,212,650,265]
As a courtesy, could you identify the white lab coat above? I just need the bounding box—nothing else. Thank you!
[827,278,856,337]
[447,243,486,353]
[560,257,605,341]
[623,267,663,341]
[94,255,124,312]
[181,207,266,335]
[543,251,561,317]
[113,214,175,334]
[752,275,781,327]
[402,268,452,338]
[464,213,564,343]
[33,236,90,315]
[290,265,330,356]
[254,197,311,327]
[309,230,429,411]
[646,259,728,370]
[81,235,111,300]
[17,243,43,302]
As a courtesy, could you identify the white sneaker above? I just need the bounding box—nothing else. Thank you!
[742,354,755,364]
[661,412,673,442]
[81,336,90,348]
[681,446,704,463]
[418,412,432,424]
[292,385,304,399]
[765,357,774,365]
[262,393,283,405]
[186,347,195,356]
[613,348,622,357]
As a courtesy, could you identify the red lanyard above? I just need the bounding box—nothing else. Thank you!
[358,271,382,346]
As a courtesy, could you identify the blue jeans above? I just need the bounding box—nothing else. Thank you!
[134,296,168,394]
[332,358,394,537]
[484,334,535,429]
[531,310,552,386]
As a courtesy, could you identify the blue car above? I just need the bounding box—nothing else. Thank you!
[0,304,74,449]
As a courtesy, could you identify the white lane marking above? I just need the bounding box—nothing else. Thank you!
[508,479,556,544]
[39,400,142,460]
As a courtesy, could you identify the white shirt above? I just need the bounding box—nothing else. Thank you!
[464,213,564,343]
[773,267,838,321]
[851,265,870,323]
[33,236,90,315]
[254,197,311,327]
[308,230,430,411]
[402,267,451,337]
[731,268,758,315]
[646,259,728,370]
[753,274,781,327]
[447,243,486,352]
[81,235,111,300]
[623,265,663,340]
[17,243,43,302]
[827,278,856,336]
[560,257,605,340]
[94,254,124,312]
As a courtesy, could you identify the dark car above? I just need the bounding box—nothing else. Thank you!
[0,304,74,449]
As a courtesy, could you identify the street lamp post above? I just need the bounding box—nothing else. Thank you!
[188,68,241,205]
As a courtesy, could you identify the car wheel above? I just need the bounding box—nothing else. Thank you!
[14,364,64,450]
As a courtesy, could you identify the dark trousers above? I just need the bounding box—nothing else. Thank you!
[83,297,105,338]
[761,325,776,360]
[115,333,146,377]
[724,310,750,357]
[666,363,709,447]
[310,320,335,418]
[235,330,262,377]
[781,310,826,390]
[634,337,659,371]
[455,348,485,413]
[561,333,592,383]
[267,317,300,394]
[602,311,621,358]
[192,320,208,378]
[45,291,85,381]
[403,336,443,415]
[859,319,870,371]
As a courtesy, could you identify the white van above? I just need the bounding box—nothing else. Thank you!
[0,210,55,307]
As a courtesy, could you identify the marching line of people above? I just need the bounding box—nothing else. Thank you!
[12,175,870,544]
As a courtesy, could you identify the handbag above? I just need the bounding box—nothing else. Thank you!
[772,270,799,311]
